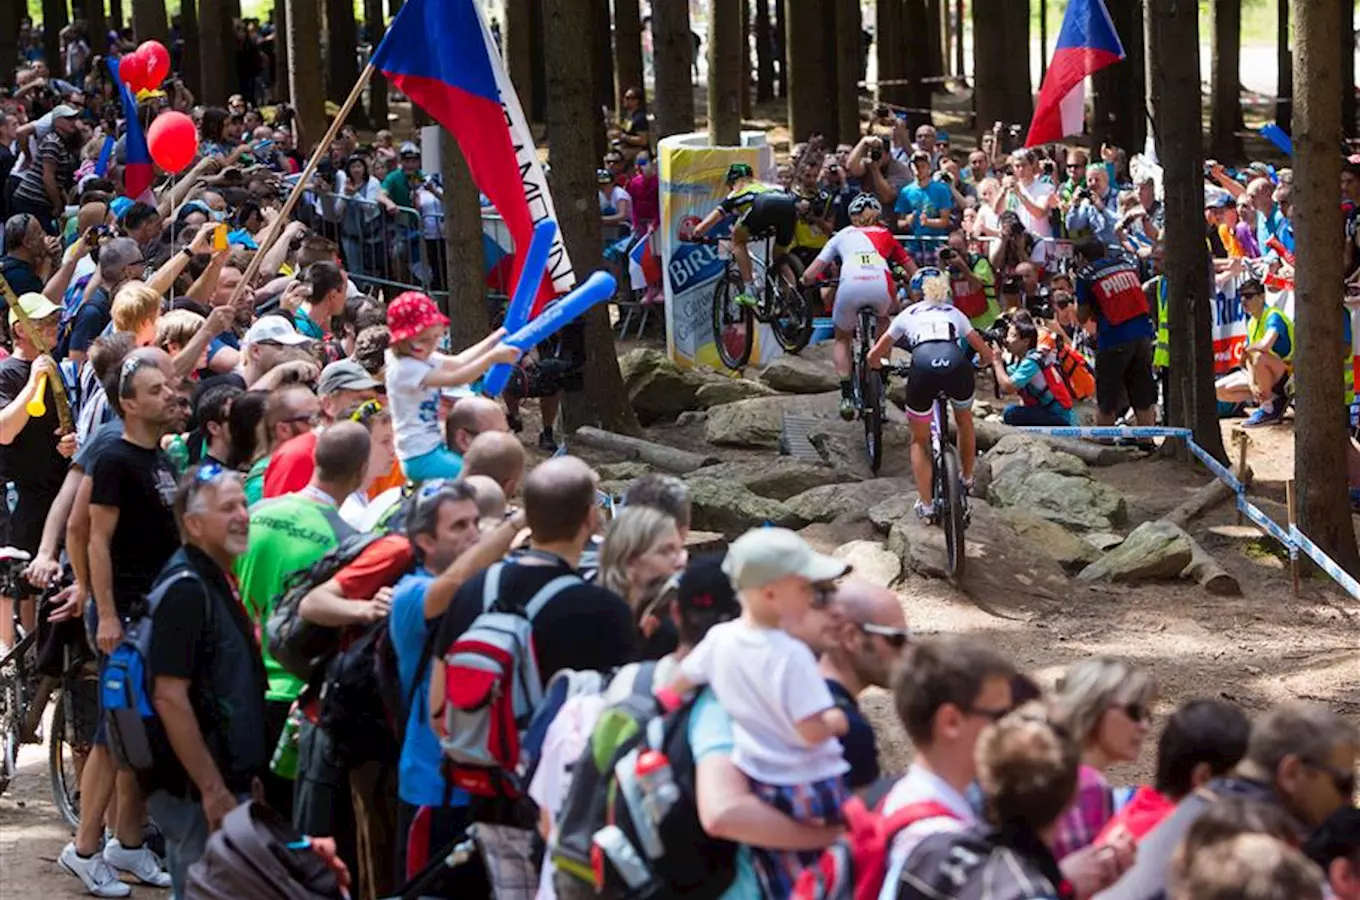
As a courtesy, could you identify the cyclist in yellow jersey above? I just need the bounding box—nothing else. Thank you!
[692,162,798,307]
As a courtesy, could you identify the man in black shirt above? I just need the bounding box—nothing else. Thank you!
[0,113,17,220]
[0,211,54,297]
[61,236,144,364]
[145,464,266,897]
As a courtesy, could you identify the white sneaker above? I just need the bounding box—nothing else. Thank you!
[58,842,132,898]
[104,838,172,888]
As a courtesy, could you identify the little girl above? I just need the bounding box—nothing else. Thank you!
[385,291,520,482]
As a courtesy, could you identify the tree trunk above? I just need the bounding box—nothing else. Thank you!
[81,0,107,53]
[708,0,743,145]
[287,0,327,147]
[972,0,1009,134]
[897,0,931,131]
[109,0,123,32]
[593,0,615,115]
[1002,0,1032,127]
[273,0,289,105]
[180,0,201,99]
[41,0,68,73]
[326,0,361,122]
[1275,0,1291,133]
[1293,0,1360,574]
[924,0,944,81]
[198,0,230,106]
[505,0,537,122]
[545,0,638,434]
[786,0,834,140]
[0,10,17,81]
[132,0,169,43]
[614,0,644,114]
[1147,0,1227,465]
[755,0,774,102]
[653,0,695,139]
[365,0,388,128]
[1209,0,1243,159]
[740,0,753,119]
[834,0,861,143]
[442,131,490,350]
[1092,0,1146,154]
[221,0,239,100]
[1342,0,1357,139]
[877,0,905,109]
[953,0,966,83]
[775,0,787,99]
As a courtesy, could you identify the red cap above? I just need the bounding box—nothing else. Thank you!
[387,291,450,344]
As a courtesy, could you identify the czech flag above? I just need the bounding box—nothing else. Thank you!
[1025,0,1126,147]
[106,57,154,202]
[628,226,661,292]
[372,0,574,316]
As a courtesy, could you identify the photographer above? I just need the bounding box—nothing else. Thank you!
[1064,164,1119,247]
[846,128,912,207]
[1074,238,1158,430]
[940,228,999,331]
[989,210,1034,278]
[988,310,1076,427]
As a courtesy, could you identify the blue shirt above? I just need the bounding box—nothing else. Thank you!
[894,180,953,253]
[1257,310,1292,360]
[1008,353,1075,424]
[688,691,761,900]
[391,570,469,808]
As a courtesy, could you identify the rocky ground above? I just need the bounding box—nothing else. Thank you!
[3,344,1357,900]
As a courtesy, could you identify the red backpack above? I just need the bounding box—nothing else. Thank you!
[792,795,960,900]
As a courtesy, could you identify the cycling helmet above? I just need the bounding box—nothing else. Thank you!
[909,266,943,296]
[725,162,755,185]
[847,192,882,216]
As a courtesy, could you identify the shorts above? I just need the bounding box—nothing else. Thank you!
[1095,337,1158,415]
[905,340,975,420]
[748,775,848,898]
[831,273,895,332]
[9,484,58,557]
[399,445,464,483]
[736,191,797,250]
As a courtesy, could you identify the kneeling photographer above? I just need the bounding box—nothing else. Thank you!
[986,310,1076,427]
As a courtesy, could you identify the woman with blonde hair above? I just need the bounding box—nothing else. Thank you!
[1050,656,1158,860]
[597,505,687,657]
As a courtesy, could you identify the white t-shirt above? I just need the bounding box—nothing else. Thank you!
[1014,178,1055,262]
[886,302,974,349]
[678,619,848,786]
[877,765,978,900]
[384,350,446,461]
[339,491,369,529]
[599,185,630,215]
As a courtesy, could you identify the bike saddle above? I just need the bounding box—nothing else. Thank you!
[0,547,32,563]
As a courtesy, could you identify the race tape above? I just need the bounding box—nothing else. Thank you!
[1290,526,1360,600]
[1185,439,1245,494]
[1237,496,1294,548]
[1013,426,1193,439]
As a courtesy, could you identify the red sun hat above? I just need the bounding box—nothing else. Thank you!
[387,291,449,344]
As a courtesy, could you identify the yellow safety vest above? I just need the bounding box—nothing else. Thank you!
[1246,306,1294,366]
[1152,277,1169,369]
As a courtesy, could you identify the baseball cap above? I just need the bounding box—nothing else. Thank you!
[675,556,741,620]
[399,141,420,157]
[722,527,849,592]
[318,359,381,395]
[49,104,80,120]
[387,291,449,343]
[243,315,313,347]
[9,292,60,327]
[1204,188,1233,209]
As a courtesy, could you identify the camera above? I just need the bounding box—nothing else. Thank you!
[980,311,1015,347]
[1076,187,1092,202]
[1025,294,1053,320]
[869,138,884,162]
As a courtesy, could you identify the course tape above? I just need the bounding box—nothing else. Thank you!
[1015,426,1193,439]
[1290,526,1360,599]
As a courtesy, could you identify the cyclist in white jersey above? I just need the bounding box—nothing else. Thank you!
[869,269,994,522]
[802,192,915,419]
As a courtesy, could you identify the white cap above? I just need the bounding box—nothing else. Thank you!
[244,316,312,347]
[722,527,849,591]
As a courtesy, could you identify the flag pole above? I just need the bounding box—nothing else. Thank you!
[226,63,377,307]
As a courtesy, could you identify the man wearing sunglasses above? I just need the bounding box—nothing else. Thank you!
[1212,277,1293,428]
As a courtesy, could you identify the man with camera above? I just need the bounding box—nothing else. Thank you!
[846,125,912,207]
[989,210,1034,278]
[987,310,1076,427]
[940,229,998,331]
[1002,149,1057,262]
[1065,164,1119,247]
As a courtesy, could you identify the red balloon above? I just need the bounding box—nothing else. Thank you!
[117,52,145,93]
[147,111,199,173]
[137,41,171,89]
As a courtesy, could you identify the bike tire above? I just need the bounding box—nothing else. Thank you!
[49,690,83,830]
[769,256,813,355]
[0,675,17,796]
[712,272,754,370]
[942,448,967,581]
[858,309,884,474]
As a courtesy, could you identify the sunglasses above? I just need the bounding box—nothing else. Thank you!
[963,704,1013,722]
[349,398,385,425]
[859,622,910,649]
[194,460,229,483]
[1117,702,1150,723]
[811,583,836,609]
[1302,758,1357,798]
[118,355,158,396]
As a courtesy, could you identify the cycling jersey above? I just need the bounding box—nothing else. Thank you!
[816,225,911,330]
[886,301,974,350]
[720,182,797,249]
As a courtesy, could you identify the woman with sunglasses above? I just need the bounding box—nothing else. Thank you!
[1050,657,1158,861]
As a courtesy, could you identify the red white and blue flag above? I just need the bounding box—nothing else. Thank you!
[372,0,575,315]
[106,57,154,202]
[1025,0,1126,147]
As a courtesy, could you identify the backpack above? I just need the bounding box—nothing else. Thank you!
[183,801,348,900]
[438,560,583,798]
[101,570,201,776]
[316,620,405,767]
[1055,340,1096,401]
[792,795,961,900]
[551,689,736,900]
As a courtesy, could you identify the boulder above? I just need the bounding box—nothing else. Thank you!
[886,518,952,580]
[784,478,913,524]
[1077,520,1194,583]
[595,461,652,483]
[868,495,917,534]
[676,411,709,427]
[758,355,840,394]
[704,393,843,449]
[998,509,1100,573]
[982,434,1127,532]
[807,420,914,479]
[695,379,779,407]
[833,540,903,587]
[983,434,1089,481]
[618,348,711,424]
[686,458,849,501]
[684,530,728,555]
[1085,532,1126,552]
[687,479,808,536]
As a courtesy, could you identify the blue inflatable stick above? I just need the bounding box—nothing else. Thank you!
[1259,123,1293,158]
[482,220,558,398]
[503,271,616,351]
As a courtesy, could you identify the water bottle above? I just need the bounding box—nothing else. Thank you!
[270,707,302,780]
[635,750,680,827]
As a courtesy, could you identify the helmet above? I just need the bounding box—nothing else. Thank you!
[847,192,882,216]
[725,162,754,185]
[909,266,943,297]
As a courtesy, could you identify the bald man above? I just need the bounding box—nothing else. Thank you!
[445,395,510,456]
[819,579,910,789]
[461,430,527,498]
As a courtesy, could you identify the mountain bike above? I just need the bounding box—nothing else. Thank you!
[926,391,969,581]
[685,234,813,370]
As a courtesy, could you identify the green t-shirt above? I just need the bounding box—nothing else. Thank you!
[244,456,269,506]
[235,495,353,703]
[381,168,418,210]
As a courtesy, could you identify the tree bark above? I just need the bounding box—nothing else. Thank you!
[786,0,834,141]
[287,0,327,147]
[132,0,169,43]
[198,0,230,106]
[1147,0,1227,465]
[273,0,289,105]
[593,0,615,116]
[326,0,361,122]
[1208,0,1243,160]
[41,0,68,73]
[775,0,787,99]
[108,0,122,32]
[1293,0,1360,574]
[81,0,107,51]
[901,0,932,131]
[1002,0,1032,127]
[1092,0,1146,154]
[545,0,638,434]
[755,0,774,102]
[1342,0,1356,139]
[924,0,944,81]
[1274,0,1290,133]
[834,0,861,143]
[653,0,695,139]
[179,0,201,99]
[504,0,537,122]
[708,0,743,145]
[740,0,753,120]
[0,11,18,81]
[877,0,905,109]
[614,0,644,115]
[973,0,1010,134]
[365,0,388,128]
[442,131,490,350]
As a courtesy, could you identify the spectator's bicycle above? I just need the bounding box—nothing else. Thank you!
[685,235,813,370]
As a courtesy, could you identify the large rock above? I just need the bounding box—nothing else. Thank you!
[687,458,849,501]
[886,518,953,580]
[687,479,808,536]
[758,355,840,394]
[807,421,914,480]
[868,495,917,533]
[1077,520,1194,583]
[704,393,843,449]
[695,379,779,407]
[618,348,711,425]
[998,509,1100,573]
[595,461,652,483]
[785,478,913,524]
[833,540,902,587]
[983,434,1127,532]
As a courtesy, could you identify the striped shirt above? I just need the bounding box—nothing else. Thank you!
[11,132,77,214]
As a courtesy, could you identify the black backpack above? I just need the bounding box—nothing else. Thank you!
[184,801,348,900]
[317,620,405,767]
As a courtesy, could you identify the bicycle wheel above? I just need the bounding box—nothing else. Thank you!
[712,271,754,370]
[769,256,813,354]
[942,447,967,581]
[0,675,18,795]
[49,691,83,830]
[858,310,884,473]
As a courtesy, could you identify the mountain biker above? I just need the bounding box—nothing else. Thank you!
[801,192,915,420]
[691,162,798,307]
[868,269,994,523]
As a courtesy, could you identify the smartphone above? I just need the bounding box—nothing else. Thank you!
[213,223,229,252]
